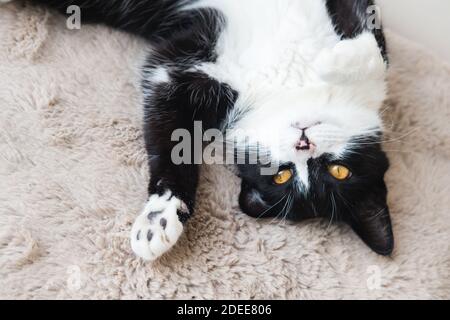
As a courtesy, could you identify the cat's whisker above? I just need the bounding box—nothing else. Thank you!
[286,193,295,225]
[317,127,421,147]
[327,192,337,231]
[255,193,288,221]
[276,191,293,227]
[382,149,419,154]
[379,103,392,116]
[270,192,292,225]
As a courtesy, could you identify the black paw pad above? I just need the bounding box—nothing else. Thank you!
[147,210,163,222]
[160,218,167,230]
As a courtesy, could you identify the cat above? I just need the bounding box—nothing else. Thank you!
[3,0,394,260]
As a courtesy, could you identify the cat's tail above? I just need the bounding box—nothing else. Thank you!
[20,0,195,42]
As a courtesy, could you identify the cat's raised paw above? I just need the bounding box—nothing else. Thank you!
[130,191,187,261]
[313,32,386,84]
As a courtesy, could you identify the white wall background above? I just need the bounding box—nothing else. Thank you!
[377,0,450,63]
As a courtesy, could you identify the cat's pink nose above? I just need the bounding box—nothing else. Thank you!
[295,129,316,152]
[296,139,310,150]
[292,122,320,152]
[295,132,316,152]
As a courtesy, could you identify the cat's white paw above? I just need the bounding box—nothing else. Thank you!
[314,32,386,84]
[0,0,14,4]
[130,191,187,261]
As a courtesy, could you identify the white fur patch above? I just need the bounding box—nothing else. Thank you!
[150,66,170,84]
[142,66,171,102]
[130,191,185,261]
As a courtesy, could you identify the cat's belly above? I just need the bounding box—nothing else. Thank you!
[188,0,340,90]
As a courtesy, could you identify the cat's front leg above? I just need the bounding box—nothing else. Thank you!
[130,59,235,260]
[130,70,203,260]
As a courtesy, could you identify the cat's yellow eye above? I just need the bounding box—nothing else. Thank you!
[273,169,293,185]
[328,165,351,180]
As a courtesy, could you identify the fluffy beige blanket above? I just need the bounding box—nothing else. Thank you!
[0,3,449,299]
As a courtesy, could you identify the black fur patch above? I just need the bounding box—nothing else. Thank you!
[30,0,198,42]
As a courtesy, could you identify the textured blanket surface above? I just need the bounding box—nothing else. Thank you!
[0,3,449,299]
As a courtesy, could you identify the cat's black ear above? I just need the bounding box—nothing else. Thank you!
[239,181,274,218]
[346,184,394,256]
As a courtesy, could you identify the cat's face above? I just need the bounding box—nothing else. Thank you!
[233,85,394,256]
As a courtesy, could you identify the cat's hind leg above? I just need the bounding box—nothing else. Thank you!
[14,0,192,41]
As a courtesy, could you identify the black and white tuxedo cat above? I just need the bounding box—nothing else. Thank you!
[3,0,394,260]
